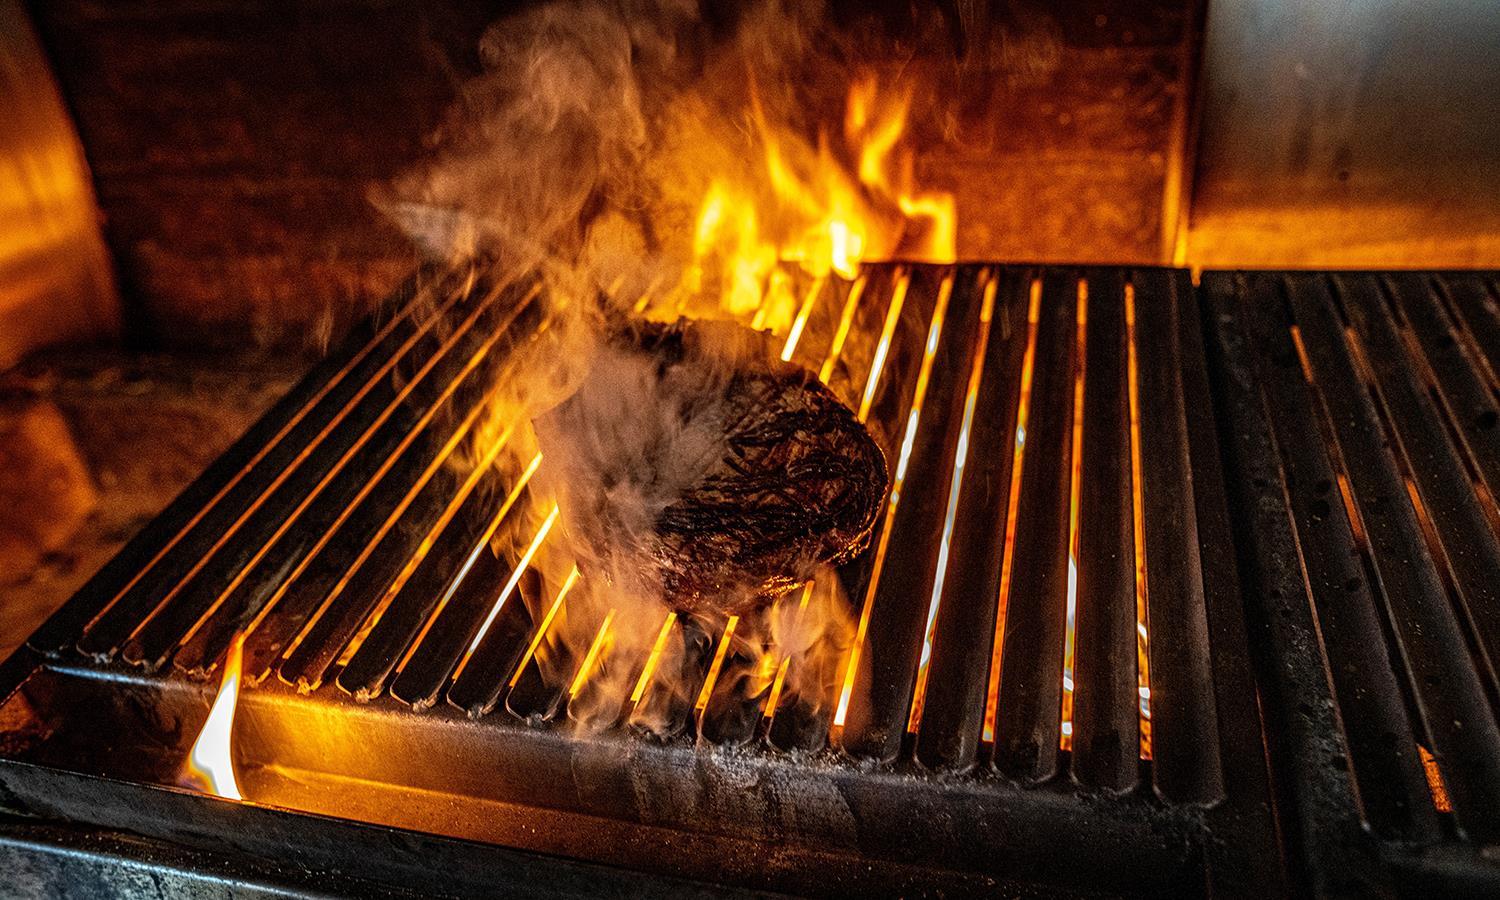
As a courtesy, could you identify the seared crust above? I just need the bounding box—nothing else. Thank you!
[546,317,888,617]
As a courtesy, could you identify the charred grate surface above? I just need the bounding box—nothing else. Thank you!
[1204,270,1500,896]
[2,262,1284,897]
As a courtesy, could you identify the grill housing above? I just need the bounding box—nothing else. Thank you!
[1,264,1498,896]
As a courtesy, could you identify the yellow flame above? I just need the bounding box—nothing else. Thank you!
[696,615,740,717]
[631,612,679,706]
[185,636,244,800]
[569,609,617,698]
[509,566,580,689]
[685,74,953,330]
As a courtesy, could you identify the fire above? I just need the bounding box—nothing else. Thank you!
[683,74,954,330]
[381,8,960,736]
[184,636,244,800]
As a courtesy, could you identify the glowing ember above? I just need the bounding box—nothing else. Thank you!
[1060,280,1088,751]
[1125,284,1154,758]
[184,636,244,800]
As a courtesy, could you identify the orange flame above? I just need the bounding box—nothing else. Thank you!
[184,636,244,800]
[685,74,954,332]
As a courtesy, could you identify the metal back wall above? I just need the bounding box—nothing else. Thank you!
[0,261,1304,896]
[1203,270,1500,895]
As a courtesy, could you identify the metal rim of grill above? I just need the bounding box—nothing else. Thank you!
[3,262,1500,896]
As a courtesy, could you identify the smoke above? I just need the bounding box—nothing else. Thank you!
[379,0,903,731]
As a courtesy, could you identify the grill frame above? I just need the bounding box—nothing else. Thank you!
[12,263,1498,896]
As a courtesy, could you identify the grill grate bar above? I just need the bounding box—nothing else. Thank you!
[990,270,1077,782]
[1286,273,1500,843]
[1242,275,1436,839]
[75,273,477,662]
[1133,268,1223,804]
[1070,269,1140,791]
[830,268,934,742]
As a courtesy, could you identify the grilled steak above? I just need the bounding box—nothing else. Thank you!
[532,316,887,617]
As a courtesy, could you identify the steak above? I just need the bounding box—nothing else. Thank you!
[532,316,888,617]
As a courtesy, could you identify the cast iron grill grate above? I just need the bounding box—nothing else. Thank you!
[1204,270,1500,895]
[23,264,1238,786]
[20,263,1500,895]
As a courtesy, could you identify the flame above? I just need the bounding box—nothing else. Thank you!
[684,74,953,331]
[184,636,244,800]
[418,36,958,733]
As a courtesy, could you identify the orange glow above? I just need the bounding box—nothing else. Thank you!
[835,274,954,729]
[819,276,868,384]
[764,580,815,725]
[391,452,542,676]
[1337,472,1369,549]
[696,615,740,717]
[334,424,526,670]
[1289,325,1317,384]
[569,609,617,698]
[631,612,678,706]
[1060,281,1088,750]
[1125,283,1153,758]
[908,272,997,733]
[983,277,1043,744]
[452,503,559,679]
[507,567,580,689]
[857,269,911,422]
[1418,744,1453,813]
[184,636,244,801]
[780,276,827,362]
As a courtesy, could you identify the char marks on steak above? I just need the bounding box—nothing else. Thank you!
[532,316,888,617]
